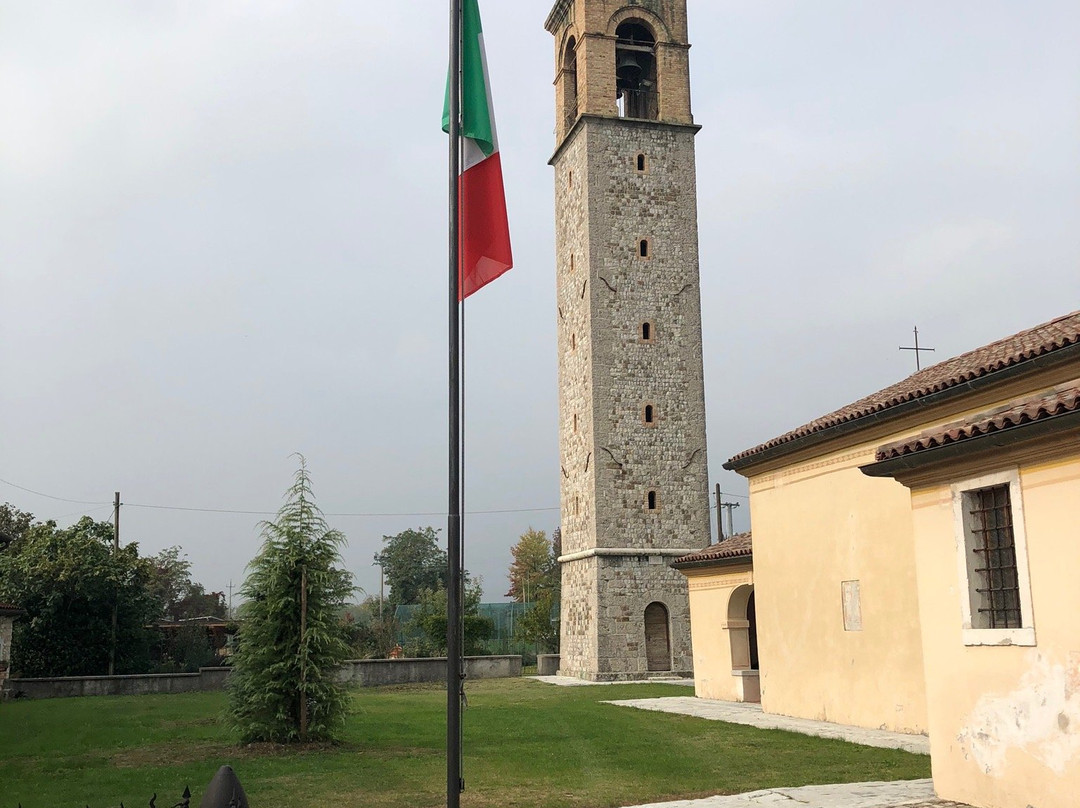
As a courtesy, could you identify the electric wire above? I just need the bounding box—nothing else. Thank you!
[0,476,559,518]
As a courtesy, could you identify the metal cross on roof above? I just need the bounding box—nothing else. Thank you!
[899,326,936,371]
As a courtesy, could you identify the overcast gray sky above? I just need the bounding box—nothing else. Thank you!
[2,1,1078,602]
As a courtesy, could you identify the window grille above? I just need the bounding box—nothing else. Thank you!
[969,485,1022,629]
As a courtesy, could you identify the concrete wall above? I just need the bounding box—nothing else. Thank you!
[3,657,522,700]
[908,453,1080,808]
[4,667,231,700]
[335,656,522,688]
[682,562,758,702]
[538,654,560,676]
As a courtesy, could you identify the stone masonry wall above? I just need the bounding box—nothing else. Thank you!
[587,119,709,556]
[0,616,13,688]
[552,0,708,681]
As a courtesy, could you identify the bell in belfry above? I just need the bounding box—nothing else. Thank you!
[616,51,644,85]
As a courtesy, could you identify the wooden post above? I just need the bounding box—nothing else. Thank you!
[108,491,120,676]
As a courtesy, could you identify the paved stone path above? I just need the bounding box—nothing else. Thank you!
[603,696,930,755]
[624,780,971,808]
[531,675,696,687]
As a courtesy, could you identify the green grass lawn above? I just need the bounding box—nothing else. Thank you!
[0,679,929,808]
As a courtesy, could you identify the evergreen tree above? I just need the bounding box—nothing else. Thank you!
[228,457,354,743]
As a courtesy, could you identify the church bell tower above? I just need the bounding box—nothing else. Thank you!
[546,0,710,680]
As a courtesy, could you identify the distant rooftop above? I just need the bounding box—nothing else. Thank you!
[672,533,752,570]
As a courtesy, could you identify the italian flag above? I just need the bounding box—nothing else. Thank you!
[443,0,513,300]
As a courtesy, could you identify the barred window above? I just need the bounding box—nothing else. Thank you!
[966,485,1022,629]
[952,470,1035,647]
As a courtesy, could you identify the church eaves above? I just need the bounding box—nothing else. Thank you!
[725,310,1080,471]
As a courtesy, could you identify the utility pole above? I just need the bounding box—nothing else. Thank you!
[108,491,120,676]
[227,581,234,619]
[719,498,740,540]
[374,554,385,621]
[714,484,723,545]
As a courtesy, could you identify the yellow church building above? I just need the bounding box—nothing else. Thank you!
[680,310,1080,808]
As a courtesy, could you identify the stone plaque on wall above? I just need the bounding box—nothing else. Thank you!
[842,580,863,632]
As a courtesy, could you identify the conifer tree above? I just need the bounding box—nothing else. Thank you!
[228,457,354,743]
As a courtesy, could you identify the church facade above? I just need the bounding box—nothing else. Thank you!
[718,310,1080,808]
[546,0,711,680]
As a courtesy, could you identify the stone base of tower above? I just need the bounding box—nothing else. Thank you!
[558,553,693,681]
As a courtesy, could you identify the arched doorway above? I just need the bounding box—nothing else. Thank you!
[746,591,759,671]
[727,585,759,671]
[644,602,671,672]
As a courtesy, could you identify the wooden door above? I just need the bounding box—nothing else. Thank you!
[644,602,671,672]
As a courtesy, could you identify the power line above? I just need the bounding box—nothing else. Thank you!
[125,502,560,518]
[0,476,110,506]
[0,478,558,519]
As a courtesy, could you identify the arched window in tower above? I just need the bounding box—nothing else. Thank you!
[615,21,658,120]
[636,153,649,173]
[643,404,655,425]
[646,490,659,511]
[638,238,651,259]
[562,37,579,132]
[641,321,653,342]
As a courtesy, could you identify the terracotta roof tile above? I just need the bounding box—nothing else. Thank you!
[727,310,1080,468]
[673,532,752,567]
[875,379,1080,460]
[0,603,22,614]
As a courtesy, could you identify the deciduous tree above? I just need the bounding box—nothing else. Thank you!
[506,528,559,603]
[0,516,158,676]
[149,547,226,621]
[410,579,493,657]
[375,527,448,606]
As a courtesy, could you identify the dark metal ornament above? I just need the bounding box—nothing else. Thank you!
[198,767,249,808]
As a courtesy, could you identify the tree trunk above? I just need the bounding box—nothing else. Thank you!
[299,565,308,740]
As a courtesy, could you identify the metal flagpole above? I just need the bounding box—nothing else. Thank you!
[447,0,464,805]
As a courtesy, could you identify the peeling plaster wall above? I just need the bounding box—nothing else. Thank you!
[910,454,1080,808]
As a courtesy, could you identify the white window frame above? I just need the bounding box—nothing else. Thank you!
[951,468,1036,647]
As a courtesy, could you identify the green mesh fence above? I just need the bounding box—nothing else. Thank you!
[393,601,555,663]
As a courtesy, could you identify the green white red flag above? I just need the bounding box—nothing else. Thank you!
[443,0,513,300]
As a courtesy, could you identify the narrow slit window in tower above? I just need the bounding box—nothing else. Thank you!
[616,22,658,120]
[639,239,650,259]
[644,404,655,424]
[570,333,576,351]
[641,321,653,342]
[647,490,659,511]
[636,153,648,173]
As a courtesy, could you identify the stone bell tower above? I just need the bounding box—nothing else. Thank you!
[546,0,710,680]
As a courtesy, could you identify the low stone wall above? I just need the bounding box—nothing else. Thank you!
[3,656,522,700]
[537,654,560,676]
[3,667,231,700]
[336,656,522,687]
